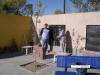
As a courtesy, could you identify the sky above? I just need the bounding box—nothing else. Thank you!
[27,0,77,15]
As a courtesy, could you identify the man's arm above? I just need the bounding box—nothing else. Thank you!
[39,28,44,36]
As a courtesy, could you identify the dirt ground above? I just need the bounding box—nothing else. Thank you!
[21,62,48,72]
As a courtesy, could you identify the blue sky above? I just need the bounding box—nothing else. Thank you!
[27,0,77,15]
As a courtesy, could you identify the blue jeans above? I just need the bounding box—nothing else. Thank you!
[41,39,49,50]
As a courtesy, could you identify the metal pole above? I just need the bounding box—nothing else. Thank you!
[34,16,37,72]
[34,0,40,72]
[64,0,66,14]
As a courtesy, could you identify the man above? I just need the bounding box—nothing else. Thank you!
[48,27,54,52]
[40,23,50,58]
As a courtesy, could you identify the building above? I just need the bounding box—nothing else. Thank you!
[32,12,100,55]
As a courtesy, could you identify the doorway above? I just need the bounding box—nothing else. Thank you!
[49,25,65,46]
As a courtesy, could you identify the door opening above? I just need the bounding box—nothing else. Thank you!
[49,25,65,46]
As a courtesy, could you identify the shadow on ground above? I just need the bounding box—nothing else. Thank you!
[0,52,26,59]
[21,61,49,72]
[45,54,54,59]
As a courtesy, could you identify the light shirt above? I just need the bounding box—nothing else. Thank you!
[42,28,49,40]
[58,30,64,38]
[58,30,65,42]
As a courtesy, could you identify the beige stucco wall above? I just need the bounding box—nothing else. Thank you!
[32,12,100,55]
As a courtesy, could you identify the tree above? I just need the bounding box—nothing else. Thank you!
[71,0,100,12]
[0,0,33,16]
[34,0,46,16]
[54,9,63,14]
[19,4,33,16]
[87,0,100,11]
[71,0,88,12]
[25,4,33,16]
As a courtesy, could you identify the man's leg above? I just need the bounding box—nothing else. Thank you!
[50,44,53,52]
[41,39,46,59]
[43,39,48,59]
[49,40,53,52]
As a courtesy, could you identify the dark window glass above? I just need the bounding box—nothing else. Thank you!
[86,25,100,51]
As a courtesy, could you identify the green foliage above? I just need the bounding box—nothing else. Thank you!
[2,0,26,7]
[20,4,33,16]
[88,0,100,11]
[71,0,100,12]
[0,0,26,15]
[71,0,87,12]
[94,6,100,11]
[26,4,33,16]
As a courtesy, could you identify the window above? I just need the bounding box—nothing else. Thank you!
[86,25,100,51]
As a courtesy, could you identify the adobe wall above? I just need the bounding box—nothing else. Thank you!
[32,12,100,55]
